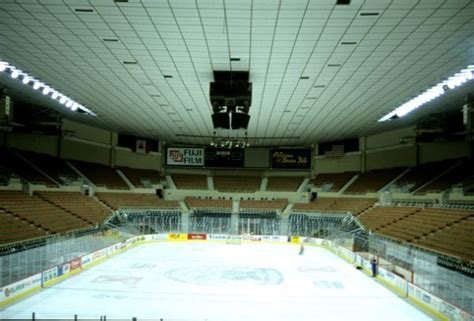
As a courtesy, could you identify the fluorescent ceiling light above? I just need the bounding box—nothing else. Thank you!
[33,81,43,90]
[379,65,474,122]
[0,59,95,116]
[42,86,51,95]
[11,69,21,79]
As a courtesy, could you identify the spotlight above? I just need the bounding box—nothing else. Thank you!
[51,91,58,99]
[71,103,79,111]
[66,100,73,108]
[22,76,30,85]
[0,62,7,72]
[59,96,67,104]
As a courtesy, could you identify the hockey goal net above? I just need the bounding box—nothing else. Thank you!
[226,235,242,245]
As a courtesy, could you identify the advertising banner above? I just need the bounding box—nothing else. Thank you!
[188,233,207,240]
[58,263,70,277]
[81,254,93,267]
[42,267,58,286]
[271,148,311,169]
[70,258,82,271]
[261,235,287,242]
[166,147,204,166]
[208,234,227,241]
[290,236,300,244]
[1,274,41,302]
[168,233,188,241]
[242,235,262,241]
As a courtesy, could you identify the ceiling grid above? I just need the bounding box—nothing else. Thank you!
[0,0,472,145]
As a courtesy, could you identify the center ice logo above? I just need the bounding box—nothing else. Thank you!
[165,266,284,286]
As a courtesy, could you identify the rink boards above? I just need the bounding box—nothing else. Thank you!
[0,233,472,321]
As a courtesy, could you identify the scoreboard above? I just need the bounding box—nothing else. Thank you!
[204,147,244,168]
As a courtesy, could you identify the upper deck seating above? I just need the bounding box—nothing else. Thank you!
[311,172,357,192]
[416,159,474,194]
[344,168,405,194]
[118,166,160,188]
[213,176,261,192]
[266,177,303,191]
[17,150,79,184]
[71,161,128,189]
[0,150,58,186]
[172,174,208,190]
[395,159,459,192]
[96,193,179,210]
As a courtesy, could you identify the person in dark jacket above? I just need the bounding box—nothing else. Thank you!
[371,257,377,277]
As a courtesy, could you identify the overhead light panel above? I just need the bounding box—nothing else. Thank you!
[379,65,474,122]
[42,86,51,95]
[33,81,43,90]
[0,59,96,116]
[11,69,21,78]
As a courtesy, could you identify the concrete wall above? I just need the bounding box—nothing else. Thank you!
[366,127,415,150]
[62,119,112,145]
[314,153,361,174]
[418,141,470,164]
[366,145,417,170]
[4,132,59,157]
[60,137,111,165]
[115,148,161,171]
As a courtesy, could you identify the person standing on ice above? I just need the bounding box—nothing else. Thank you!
[299,244,305,255]
[371,257,377,277]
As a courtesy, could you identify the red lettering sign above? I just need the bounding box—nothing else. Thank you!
[188,233,207,240]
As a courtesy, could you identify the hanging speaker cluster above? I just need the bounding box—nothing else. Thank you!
[210,71,252,130]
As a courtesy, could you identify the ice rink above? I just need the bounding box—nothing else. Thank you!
[1,242,433,321]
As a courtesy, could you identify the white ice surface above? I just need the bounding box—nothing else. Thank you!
[0,242,433,321]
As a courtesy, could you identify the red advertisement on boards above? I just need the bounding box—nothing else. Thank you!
[188,233,207,240]
[70,258,82,271]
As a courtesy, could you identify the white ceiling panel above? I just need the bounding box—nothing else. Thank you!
[0,0,472,146]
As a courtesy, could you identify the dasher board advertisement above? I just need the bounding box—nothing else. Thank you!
[166,147,204,166]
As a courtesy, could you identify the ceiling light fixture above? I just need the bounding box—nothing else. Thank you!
[33,81,43,90]
[0,59,96,116]
[42,86,51,95]
[379,65,474,122]
[11,69,21,79]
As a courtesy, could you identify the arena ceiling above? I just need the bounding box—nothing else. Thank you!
[0,0,473,146]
